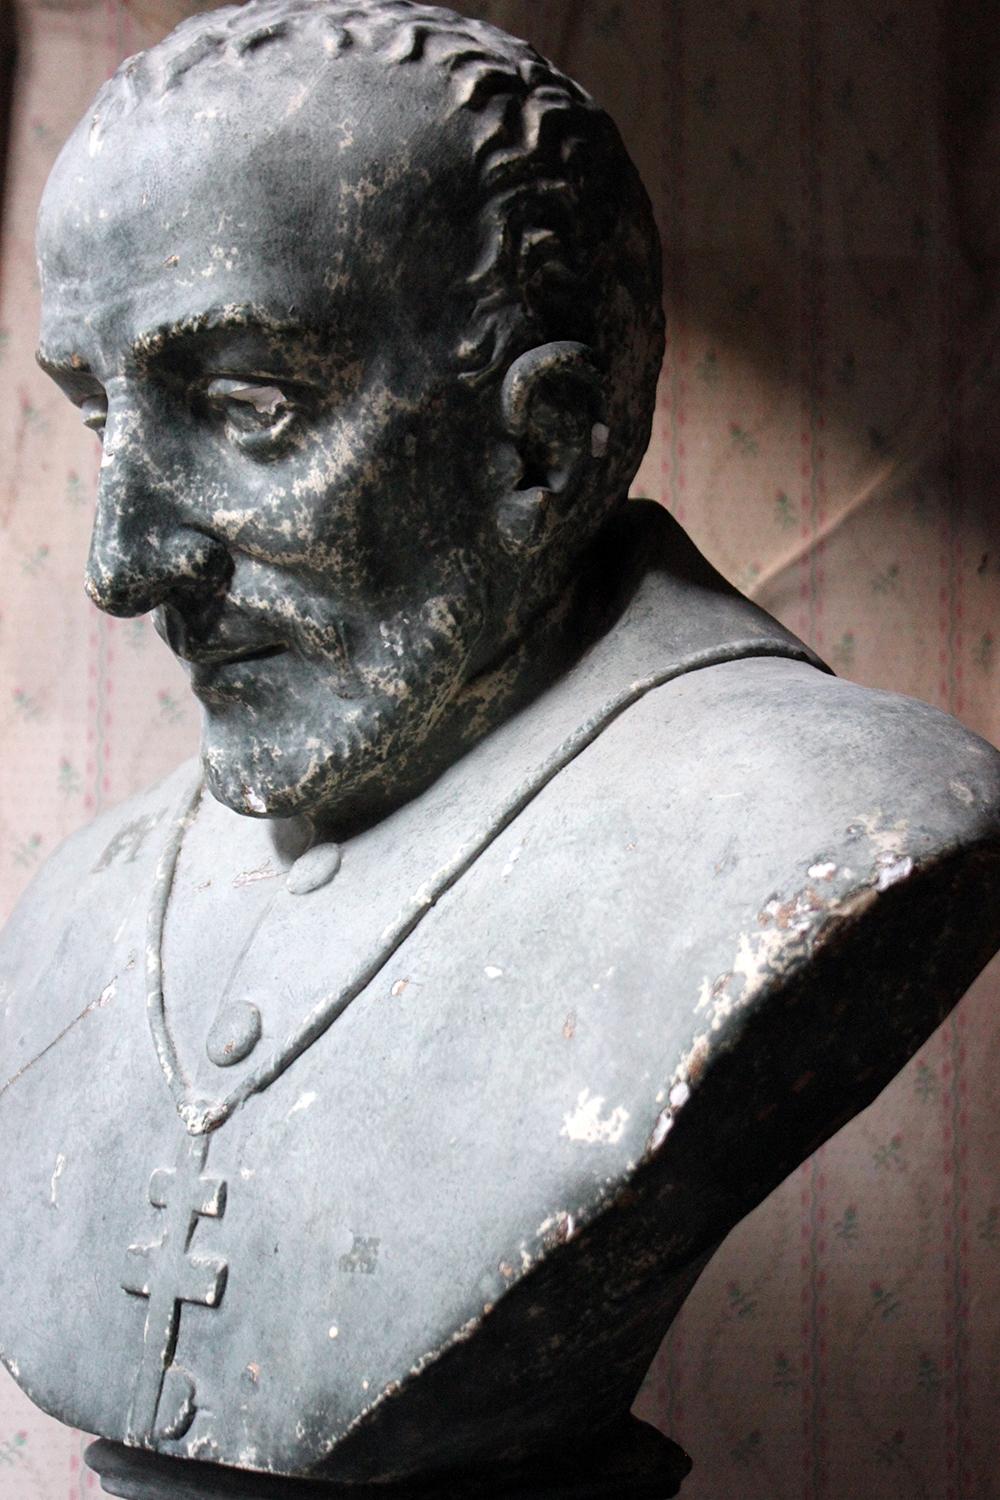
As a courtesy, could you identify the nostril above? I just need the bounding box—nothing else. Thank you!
[156,604,188,656]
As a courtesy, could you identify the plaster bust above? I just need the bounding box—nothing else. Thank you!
[2,3,999,1497]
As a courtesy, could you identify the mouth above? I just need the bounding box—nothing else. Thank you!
[191,641,289,667]
[187,642,290,692]
[155,606,289,670]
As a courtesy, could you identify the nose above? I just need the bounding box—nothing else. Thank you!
[84,403,232,618]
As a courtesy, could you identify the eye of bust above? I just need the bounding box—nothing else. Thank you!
[204,376,301,456]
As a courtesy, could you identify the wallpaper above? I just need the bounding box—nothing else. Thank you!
[1,2,998,1497]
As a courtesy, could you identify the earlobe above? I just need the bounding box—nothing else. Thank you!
[496,341,608,556]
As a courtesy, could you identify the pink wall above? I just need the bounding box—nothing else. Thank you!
[1,2,998,1496]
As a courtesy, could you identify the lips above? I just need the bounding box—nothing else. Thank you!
[187,642,290,706]
[187,642,291,705]
[188,640,288,667]
[155,604,288,670]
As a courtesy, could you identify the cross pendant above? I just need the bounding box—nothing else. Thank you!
[122,1134,228,1445]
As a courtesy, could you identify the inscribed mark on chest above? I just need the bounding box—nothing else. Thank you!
[93,810,165,872]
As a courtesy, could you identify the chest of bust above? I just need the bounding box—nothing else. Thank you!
[0,712,740,1481]
[6,613,996,1486]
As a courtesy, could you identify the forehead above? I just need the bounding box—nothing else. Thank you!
[38,51,477,362]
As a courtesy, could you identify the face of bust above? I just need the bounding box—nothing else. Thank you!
[36,56,534,824]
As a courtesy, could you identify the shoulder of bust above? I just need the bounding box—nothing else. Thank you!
[449,653,1000,1243]
[456,654,1000,1027]
[576,654,1000,867]
[478,650,1000,1088]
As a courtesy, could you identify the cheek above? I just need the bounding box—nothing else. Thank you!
[200,378,472,600]
[291,400,455,587]
[194,410,391,594]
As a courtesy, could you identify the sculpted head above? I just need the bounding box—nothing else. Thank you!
[36,0,663,827]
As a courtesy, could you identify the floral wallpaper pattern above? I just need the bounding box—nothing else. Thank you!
[0,2,998,1497]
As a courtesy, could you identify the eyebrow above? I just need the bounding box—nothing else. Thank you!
[133,306,308,358]
[37,306,309,379]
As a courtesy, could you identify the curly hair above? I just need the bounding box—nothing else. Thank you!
[88,0,664,495]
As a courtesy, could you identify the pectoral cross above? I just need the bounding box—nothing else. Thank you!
[122,1135,228,1444]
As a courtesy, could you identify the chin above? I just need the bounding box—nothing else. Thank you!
[198,677,457,825]
[200,713,384,822]
[196,577,487,824]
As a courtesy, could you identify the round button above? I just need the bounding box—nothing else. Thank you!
[206,1000,262,1067]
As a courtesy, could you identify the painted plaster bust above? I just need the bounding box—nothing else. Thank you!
[2,3,999,1497]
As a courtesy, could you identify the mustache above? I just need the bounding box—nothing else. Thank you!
[155,595,354,689]
[155,551,486,699]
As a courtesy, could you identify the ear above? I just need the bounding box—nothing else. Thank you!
[496,341,609,556]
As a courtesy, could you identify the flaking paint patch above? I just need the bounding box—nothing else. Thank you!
[560,1088,629,1145]
[287,1090,317,1118]
[681,822,918,1119]
[113,894,139,945]
[875,852,914,891]
[536,1210,576,1244]
[851,811,910,859]
[50,1153,66,1206]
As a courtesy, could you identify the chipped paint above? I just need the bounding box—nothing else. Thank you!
[537,1210,576,1244]
[875,852,914,891]
[560,1088,630,1145]
[675,819,927,1141]
[232,858,279,887]
[668,1081,690,1110]
[49,1153,66,1206]
[647,1110,672,1151]
[286,1090,317,1118]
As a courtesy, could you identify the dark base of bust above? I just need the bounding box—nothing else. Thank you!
[86,1418,691,1499]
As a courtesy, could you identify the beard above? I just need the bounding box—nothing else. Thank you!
[191,554,487,827]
